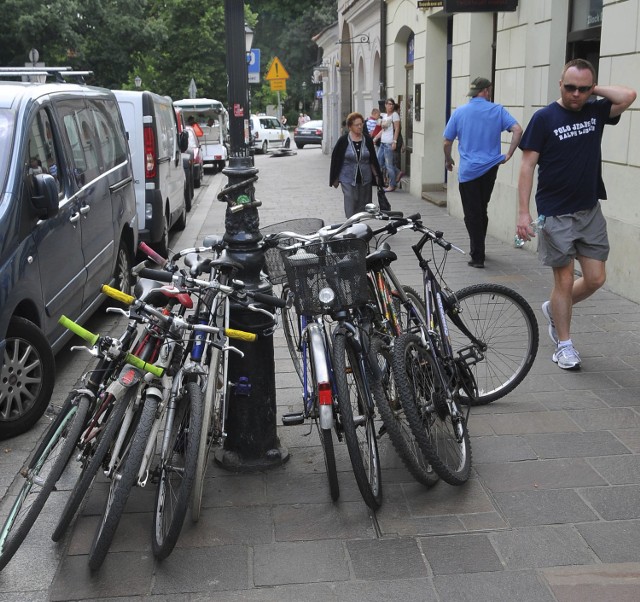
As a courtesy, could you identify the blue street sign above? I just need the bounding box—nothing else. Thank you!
[248,48,260,84]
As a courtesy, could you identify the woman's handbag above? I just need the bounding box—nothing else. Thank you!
[377,186,391,211]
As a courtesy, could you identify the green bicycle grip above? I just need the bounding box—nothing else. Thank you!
[124,353,165,378]
[59,315,99,346]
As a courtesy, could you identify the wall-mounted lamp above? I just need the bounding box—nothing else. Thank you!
[244,24,254,56]
[134,75,141,89]
[336,34,370,45]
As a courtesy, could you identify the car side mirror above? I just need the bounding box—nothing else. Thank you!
[178,131,189,153]
[30,173,59,219]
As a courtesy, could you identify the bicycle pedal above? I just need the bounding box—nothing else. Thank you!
[281,412,305,426]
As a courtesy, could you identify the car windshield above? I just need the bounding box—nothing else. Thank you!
[0,108,16,196]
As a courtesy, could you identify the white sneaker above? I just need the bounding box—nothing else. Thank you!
[541,301,559,345]
[552,345,581,370]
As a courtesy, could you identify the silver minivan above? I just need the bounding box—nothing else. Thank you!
[250,114,291,154]
[113,90,188,256]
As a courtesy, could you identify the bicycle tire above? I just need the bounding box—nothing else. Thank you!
[88,395,158,571]
[282,286,303,382]
[304,329,339,501]
[447,284,539,405]
[392,333,471,486]
[152,382,203,559]
[52,386,136,542]
[393,285,425,334]
[332,331,382,509]
[0,394,89,571]
[370,335,439,488]
[191,345,223,522]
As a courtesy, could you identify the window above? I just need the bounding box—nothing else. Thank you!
[60,104,101,187]
[26,109,62,194]
[87,99,128,171]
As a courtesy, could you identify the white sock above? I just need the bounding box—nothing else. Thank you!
[558,339,573,349]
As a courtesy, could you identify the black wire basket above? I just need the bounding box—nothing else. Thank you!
[260,218,325,285]
[282,238,369,316]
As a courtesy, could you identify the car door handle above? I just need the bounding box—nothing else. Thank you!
[79,205,91,216]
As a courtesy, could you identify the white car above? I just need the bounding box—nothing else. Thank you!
[250,114,291,154]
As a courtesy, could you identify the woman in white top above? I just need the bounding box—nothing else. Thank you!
[373,98,400,192]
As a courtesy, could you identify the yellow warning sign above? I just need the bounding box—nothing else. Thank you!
[269,79,286,92]
[265,57,289,81]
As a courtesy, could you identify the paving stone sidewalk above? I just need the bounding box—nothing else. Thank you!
[1,148,640,601]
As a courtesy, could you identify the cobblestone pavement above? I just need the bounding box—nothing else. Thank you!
[1,148,640,601]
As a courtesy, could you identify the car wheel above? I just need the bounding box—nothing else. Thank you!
[261,141,268,154]
[185,167,193,212]
[0,317,55,439]
[113,240,133,294]
[194,167,201,189]
[296,143,304,149]
[284,138,291,149]
[175,200,187,231]
[155,211,170,258]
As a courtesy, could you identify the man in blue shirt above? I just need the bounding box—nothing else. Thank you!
[444,77,523,268]
[518,59,636,370]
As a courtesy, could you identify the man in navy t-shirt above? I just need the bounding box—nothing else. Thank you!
[518,58,636,370]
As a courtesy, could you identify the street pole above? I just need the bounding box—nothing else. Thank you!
[218,0,288,470]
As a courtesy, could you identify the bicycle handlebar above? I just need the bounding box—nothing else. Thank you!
[58,314,164,377]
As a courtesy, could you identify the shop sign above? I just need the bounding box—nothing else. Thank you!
[444,0,518,11]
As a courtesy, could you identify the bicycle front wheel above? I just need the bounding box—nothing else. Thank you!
[192,345,224,522]
[370,335,438,488]
[152,382,203,559]
[88,395,158,571]
[0,394,89,571]
[282,286,303,382]
[448,284,539,405]
[52,387,135,542]
[392,333,471,486]
[332,331,382,509]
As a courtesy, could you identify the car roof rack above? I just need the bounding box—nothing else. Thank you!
[0,66,94,84]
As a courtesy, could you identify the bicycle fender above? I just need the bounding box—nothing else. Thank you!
[307,323,330,385]
[319,405,334,431]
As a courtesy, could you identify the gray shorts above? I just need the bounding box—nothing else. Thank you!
[538,203,609,267]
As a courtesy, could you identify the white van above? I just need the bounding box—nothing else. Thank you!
[250,114,291,154]
[173,98,228,172]
[113,90,188,255]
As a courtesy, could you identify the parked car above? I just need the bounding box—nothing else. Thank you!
[250,114,291,154]
[294,120,323,149]
[173,98,228,172]
[0,69,138,439]
[185,126,204,188]
[174,106,194,211]
[113,90,188,257]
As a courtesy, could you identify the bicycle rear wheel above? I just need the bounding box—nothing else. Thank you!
[152,382,202,559]
[0,394,89,570]
[370,336,438,488]
[52,386,136,542]
[304,329,339,501]
[88,395,157,570]
[332,330,382,509]
[447,284,539,405]
[282,286,303,382]
[392,333,471,486]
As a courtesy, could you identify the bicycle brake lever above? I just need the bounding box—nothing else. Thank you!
[105,307,130,317]
[224,344,245,358]
[70,345,100,357]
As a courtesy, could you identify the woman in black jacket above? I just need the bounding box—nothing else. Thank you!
[330,112,383,217]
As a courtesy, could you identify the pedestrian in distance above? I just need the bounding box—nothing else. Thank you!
[330,112,383,218]
[374,98,401,193]
[517,58,636,371]
[366,107,381,138]
[443,77,523,269]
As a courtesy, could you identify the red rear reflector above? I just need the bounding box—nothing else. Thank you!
[318,382,332,405]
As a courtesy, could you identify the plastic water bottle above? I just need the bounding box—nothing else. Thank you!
[514,215,545,248]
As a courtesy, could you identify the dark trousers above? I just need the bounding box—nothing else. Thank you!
[458,165,499,263]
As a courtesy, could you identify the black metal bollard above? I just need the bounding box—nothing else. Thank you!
[216,0,288,470]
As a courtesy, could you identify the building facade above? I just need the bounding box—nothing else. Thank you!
[317,0,640,303]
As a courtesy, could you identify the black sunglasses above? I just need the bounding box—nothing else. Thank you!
[563,83,594,94]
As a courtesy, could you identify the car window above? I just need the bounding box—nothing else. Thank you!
[26,109,62,195]
[59,102,101,187]
[86,99,128,171]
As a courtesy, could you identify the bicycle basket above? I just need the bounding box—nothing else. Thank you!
[260,218,325,285]
[282,238,369,316]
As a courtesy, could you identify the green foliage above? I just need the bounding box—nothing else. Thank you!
[0,0,336,113]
